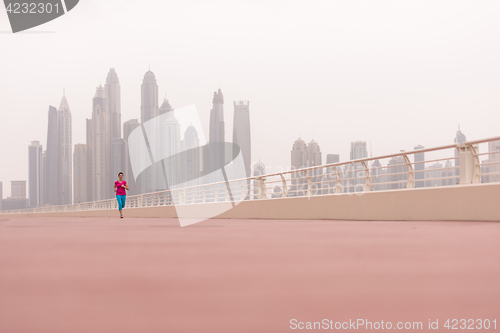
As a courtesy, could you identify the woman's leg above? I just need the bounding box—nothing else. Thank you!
[116,195,124,215]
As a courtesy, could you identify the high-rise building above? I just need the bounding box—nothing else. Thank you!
[73,144,87,204]
[290,137,309,196]
[414,145,425,188]
[326,154,339,164]
[90,85,111,201]
[106,68,121,141]
[45,105,61,205]
[85,118,93,202]
[59,92,72,205]
[159,96,173,115]
[323,154,340,194]
[233,101,251,179]
[11,181,26,198]
[181,125,201,189]
[162,110,181,189]
[207,89,225,182]
[140,70,159,193]
[370,159,387,191]
[112,138,127,188]
[349,141,368,192]
[307,140,322,195]
[123,119,141,195]
[387,154,407,190]
[2,181,28,210]
[28,141,44,208]
[141,70,159,123]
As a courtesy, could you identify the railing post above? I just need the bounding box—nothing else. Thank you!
[257,177,267,199]
[361,161,371,191]
[458,144,480,184]
[279,173,288,198]
[303,170,312,197]
[179,189,185,205]
[202,187,206,203]
[334,166,342,193]
[402,154,414,189]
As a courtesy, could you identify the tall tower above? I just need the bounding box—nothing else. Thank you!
[123,119,141,195]
[307,140,322,194]
[141,70,159,123]
[291,137,307,196]
[91,85,111,201]
[73,143,87,204]
[140,70,159,193]
[233,101,251,178]
[105,68,121,141]
[349,141,368,192]
[159,96,173,115]
[162,111,181,189]
[45,105,60,205]
[207,89,225,182]
[28,141,44,208]
[181,125,201,189]
[59,91,72,204]
[85,118,93,202]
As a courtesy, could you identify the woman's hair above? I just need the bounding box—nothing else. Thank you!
[118,172,123,176]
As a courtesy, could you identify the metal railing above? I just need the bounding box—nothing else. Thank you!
[3,136,500,215]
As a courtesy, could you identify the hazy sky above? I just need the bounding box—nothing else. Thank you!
[1,0,500,197]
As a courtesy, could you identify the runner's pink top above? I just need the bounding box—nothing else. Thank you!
[115,181,127,196]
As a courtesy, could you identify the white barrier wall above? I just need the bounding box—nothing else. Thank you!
[3,183,500,222]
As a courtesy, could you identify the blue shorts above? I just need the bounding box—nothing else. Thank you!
[116,195,126,210]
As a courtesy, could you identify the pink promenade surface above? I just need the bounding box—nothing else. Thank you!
[0,217,499,333]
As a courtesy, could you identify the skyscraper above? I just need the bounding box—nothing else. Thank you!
[28,141,44,208]
[85,118,93,202]
[233,101,251,178]
[140,70,159,193]
[73,143,87,204]
[141,70,159,123]
[162,110,181,189]
[207,89,225,182]
[11,181,26,198]
[91,85,111,201]
[414,145,425,188]
[307,139,322,194]
[105,68,121,141]
[123,119,141,195]
[181,125,201,189]
[45,105,60,205]
[290,137,308,196]
[59,92,72,205]
[159,96,173,115]
[2,181,28,210]
[112,138,127,187]
[324,154,340,194]
[349,141,368,192]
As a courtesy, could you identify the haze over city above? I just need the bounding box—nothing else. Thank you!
[1,0,500,197]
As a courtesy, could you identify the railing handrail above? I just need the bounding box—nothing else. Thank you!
[2,136,500,215]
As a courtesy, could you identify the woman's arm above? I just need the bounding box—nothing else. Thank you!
[114,183,117,192]
[124,183,129,191]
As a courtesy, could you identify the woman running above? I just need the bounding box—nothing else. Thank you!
[114,172,129,218]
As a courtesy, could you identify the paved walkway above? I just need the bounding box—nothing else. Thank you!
[0,217,499,332]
